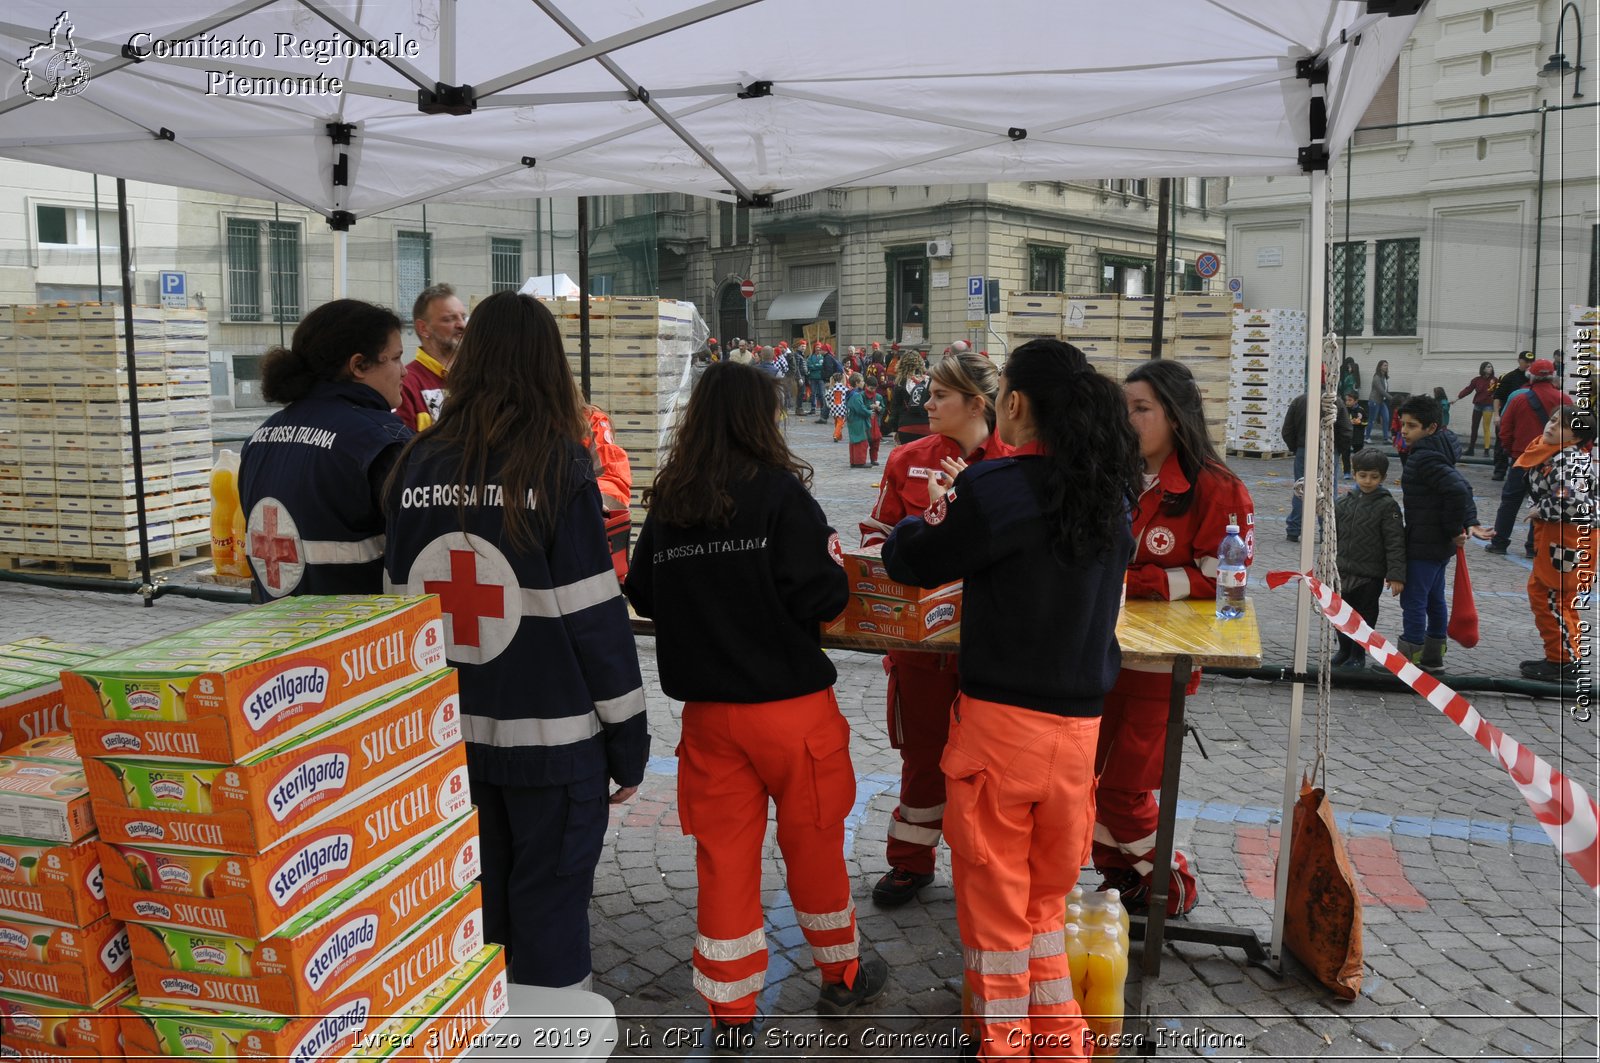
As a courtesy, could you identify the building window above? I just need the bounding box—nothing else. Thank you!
[1184,177,1209,210]
[789,262,837,290]
[591,274,614,296]
[226,218,301,323]
[491,237,523,293]
[1028,246,1065,292]
[36,204,121,249]
[1372,238,1420,336]
[396,230,433,318]
[1101,253,1153,297]
[1180,265,1205,292]
[1330,241,1367,335]
[1589,224,1599,308]
[1129,179,1149,199]
[1354,61,1399,146]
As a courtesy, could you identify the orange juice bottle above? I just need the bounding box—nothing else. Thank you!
[1063,923,1089,1007]
[229,502,250,578]
[1084,890,1130,954]
[208,450,239,575]
[1102,888,1132,951]
[1083,925,1127,1056]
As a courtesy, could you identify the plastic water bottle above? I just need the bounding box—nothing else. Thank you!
[1214,518,1248,620]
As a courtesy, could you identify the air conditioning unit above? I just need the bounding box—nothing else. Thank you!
[926,239,954,259]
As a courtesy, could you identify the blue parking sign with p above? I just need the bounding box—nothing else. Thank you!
[968,276,984,297]
[161,271,185,295]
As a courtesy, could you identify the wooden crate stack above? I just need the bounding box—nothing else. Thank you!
[546,297,700,537]
[1006,292,1233,446]
[0,304,213,576]
[1226,308,1307,457]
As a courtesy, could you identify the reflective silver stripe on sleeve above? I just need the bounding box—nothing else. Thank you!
[693,968,767,1003]
[554,569,625,614]
[302,535,385,564]
[1029,976,1075,1007]
[595,688,646,725]
[1164,567,1192,600]
[810,941,860,964]
[1030,930,1065,958]
[795,903,855,932]
[888,821,942,847]
[695,928,766,962]
[461,712,601,748]
[896,802,946,824]
[963,946,1029,976]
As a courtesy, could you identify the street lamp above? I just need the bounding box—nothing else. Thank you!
[1538,1,1584,98]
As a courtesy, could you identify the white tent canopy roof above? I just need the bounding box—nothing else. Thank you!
[519,273,581,299]
[0,1,1421,223]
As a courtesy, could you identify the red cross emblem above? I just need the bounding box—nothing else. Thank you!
[246,499,305,596]
[425,549,506,648]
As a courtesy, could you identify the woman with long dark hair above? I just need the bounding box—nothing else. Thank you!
[625,362,886,1049]
[239,299,410,599]
[1093,359,1254,918]
[885,351,933,444]
[859,351,1010,910]
[383,291,648,991]
[882,338,1141,1061]
[1457,361,1498,455]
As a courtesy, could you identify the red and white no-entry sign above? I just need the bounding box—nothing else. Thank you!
[739,279,756,299]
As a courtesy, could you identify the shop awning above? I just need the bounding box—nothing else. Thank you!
[765,288,837,321]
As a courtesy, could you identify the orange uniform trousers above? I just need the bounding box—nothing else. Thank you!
[885,651,960,876]
[677,689,860,1024]
[1529,518,1594,664]
[941,694,1098,1061]
[1091,668,1199,916]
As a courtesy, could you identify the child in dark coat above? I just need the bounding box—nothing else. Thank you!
[1395,395,1489,672]
[1333,448,1405,668]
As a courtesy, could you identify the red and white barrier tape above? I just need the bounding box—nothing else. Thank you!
[1266,569,1600,893]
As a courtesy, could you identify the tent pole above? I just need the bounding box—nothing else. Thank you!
[578,197,591,400]
[332,228,349,299]
[1150,178,1171,357]
[116,179,155,608]
[93,175,105,302]
[1270,167,1329,968]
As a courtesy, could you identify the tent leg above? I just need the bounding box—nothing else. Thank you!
[1270,167,1330,969]
[333,229,349,299]
[116,179,155,608]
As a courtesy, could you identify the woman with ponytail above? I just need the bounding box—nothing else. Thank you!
[1093,359,1255,919]
[238,299,410,599]
[882,338,1141,1061]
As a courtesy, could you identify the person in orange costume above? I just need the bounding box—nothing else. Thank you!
[1093,359,1254,917]
[581,400,631,512]
[624,363,888,1051]
[859,350,1011,907]
[882,339,1141,1061]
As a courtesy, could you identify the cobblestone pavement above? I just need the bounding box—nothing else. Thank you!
[4,408,1596,1061]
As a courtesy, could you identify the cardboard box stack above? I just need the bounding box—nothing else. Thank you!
[545,297,701,541]
[1006,292,1233,446]
[54,595,506,1063]
[1226,308,1307,456]
[0,304,213,575]
[828,544,962,642]
[0,639,132,1061]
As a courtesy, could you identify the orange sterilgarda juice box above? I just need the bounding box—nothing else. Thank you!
[0,760,95,846]
[0,836,106,928]
[83,670,461,854]
[101,744,471,939]
[835,583,963,641]
[131,881,484,1016]
[0,738,78,763]
[0,1038,117,1061]
[66,596,446,764]
[124,810,480,1002]
[0,986,130,1055]
[0,912,131,1007]
[840,543,960,601]
[0,641,105,754]
[350,945,508,1063]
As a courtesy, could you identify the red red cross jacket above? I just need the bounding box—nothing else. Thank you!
[858,431,1014,549]
[1125,451,1255,603]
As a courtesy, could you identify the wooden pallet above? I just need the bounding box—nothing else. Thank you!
[0,542,213,581]
[1226,447,1292,460]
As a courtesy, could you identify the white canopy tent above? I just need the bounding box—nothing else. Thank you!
[519,273,582,299]
[0,0,1423,1003]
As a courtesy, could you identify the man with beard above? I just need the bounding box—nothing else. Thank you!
[395,283,468,430]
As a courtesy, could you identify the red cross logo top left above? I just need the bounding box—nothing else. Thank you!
[246,498,306,597]
[407,533,522,665]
